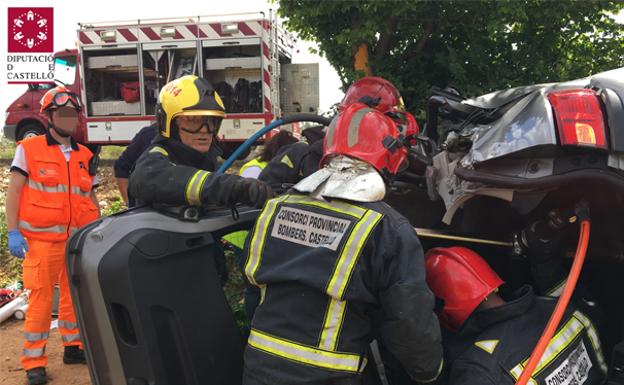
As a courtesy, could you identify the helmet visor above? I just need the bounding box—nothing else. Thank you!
[52,92,82,111]
[177,115,222,135]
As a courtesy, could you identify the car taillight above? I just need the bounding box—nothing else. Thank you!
[547,89,608,150]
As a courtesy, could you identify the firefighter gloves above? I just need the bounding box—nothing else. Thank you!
[8,230,28,259]
[231,179,274,209]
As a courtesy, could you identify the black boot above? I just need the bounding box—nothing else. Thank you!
[63,345,86,364]
[26,367,47,385]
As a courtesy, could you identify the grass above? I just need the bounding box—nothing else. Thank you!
[0,138,16,159]
[99,145,125,160]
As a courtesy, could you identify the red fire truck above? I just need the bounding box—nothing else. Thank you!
[3,12,319,155]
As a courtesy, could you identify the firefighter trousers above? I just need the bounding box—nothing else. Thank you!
[20,239,82,370]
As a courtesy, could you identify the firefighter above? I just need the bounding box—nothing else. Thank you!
[239,130,298,179]
[242,102,444,385]
[258,125,325,194]
[128,75,272,210]
[113,123,157,206]
[424,246,607,385]
[259,76,419,195]
[5,86,100,385]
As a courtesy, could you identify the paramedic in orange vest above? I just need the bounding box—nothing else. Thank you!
[5,86,100,385]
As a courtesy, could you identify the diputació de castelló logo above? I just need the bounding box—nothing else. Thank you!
[8,7,54,53]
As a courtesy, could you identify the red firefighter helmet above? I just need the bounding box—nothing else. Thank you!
[425,247,504,331]
[294,103,408,202]
[40,86,81,113]
[340,76,405,113]
[323,102,408,176]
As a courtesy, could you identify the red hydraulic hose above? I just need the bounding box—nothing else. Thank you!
[514,218,591,385]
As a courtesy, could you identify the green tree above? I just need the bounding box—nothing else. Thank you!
[277,0,624,115]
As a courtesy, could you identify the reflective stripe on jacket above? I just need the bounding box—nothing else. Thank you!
[243,194,443,384]
[18,135,97,241]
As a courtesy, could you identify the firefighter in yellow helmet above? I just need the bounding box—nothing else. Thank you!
[129,75,272,209]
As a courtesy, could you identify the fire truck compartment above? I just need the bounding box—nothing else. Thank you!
[83,48,142,117]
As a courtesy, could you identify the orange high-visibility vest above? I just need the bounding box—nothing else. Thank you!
[18,135,98,241]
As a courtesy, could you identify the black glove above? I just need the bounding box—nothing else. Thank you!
[521,221,565,263]
[229,178,274,209]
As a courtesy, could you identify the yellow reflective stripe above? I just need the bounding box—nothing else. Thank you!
[27,179,68,193]
[574,310,608,373]
[19,220,66,234]
[547,279,566,297]
[149,146,169,157]
[248,329,363,373]
[326,210,383,299]
[245,196,288,286]
[319,298,347,351]
[529,316,584,375]
[510,316,585,381]
[185,170,210,206]
[239,157,267,176]
[475,340,499,354]
[284,195,366,219]
[280,154,294,168]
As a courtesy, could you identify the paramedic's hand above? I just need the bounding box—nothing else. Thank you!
[8,230,28,259]
[231,179,274,209]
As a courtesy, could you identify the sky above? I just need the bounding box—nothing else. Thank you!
[0,0,345,120]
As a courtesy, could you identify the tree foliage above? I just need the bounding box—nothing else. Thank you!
[277,0,624,115]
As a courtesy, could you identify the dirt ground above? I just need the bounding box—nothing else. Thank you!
[0,319,91,385]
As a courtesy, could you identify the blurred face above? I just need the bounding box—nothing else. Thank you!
[50,104,79,135]
[176,115,220,153]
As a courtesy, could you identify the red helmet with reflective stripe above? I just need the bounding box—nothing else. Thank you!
[340,76,404,113]
[40,86,81,113]
[323,102,408,176]
[425,247,504,331]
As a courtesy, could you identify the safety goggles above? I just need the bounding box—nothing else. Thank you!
[52,92,82,111]
[177,116,221,135]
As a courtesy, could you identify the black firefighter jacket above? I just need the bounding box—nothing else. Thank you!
[242,193,443,385]
[444,285,607,385]
[258,140,323,195]
[129,136,243,208]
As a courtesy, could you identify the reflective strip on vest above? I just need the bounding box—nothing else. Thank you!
[23,347,45,358]
[149,146,169,157]
[24,332,49,342]
[547,279,566,297]
[284,195,367,219]
[319,209,382,350]
[62,333,81,343]
[574,310,608,373]
[58,320,78,330]
[239,157,267,176]
[326,210,382,299]
[245,195,289,286]
[185,170,211,206]
[319,298,346,351]
[509,315,586,381]
[71,186,91,198]
[19,220,66,234]
[248,329,364,373]
[27,179,68,193]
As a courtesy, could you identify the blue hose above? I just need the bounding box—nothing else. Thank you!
[216,114,331,174]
